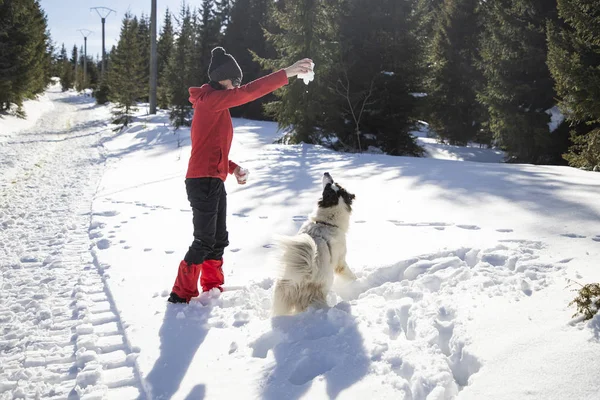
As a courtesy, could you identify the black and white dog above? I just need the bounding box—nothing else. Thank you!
[273,172,357,316]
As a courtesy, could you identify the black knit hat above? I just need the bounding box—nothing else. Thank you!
[208,47,243,84]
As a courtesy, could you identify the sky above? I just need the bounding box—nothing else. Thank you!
[41,0,183,58]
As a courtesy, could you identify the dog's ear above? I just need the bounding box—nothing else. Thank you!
[340,189,355,208]
[319,184,339,208]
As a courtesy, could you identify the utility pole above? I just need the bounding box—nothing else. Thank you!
[91,7,116,77]
[149,0,157,114]
[77,29,93,89]
[74,46,78,86]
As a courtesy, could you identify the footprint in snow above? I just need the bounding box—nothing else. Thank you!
[97,239,111,250]
[259,216,268,219]
[94,210,119,217]
[165,250,175,254]
[592,236,600,242]
[293,216,308,222]
[561,233,586,239]
[496,229,513,233]
[230,248,241,253]
[457,224,481,230]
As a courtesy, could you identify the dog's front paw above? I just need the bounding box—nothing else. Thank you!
[336,264,357,281]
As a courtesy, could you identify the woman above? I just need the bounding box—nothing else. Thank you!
[168,47,313,303]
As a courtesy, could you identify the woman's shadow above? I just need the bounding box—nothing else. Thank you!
[144,302,213,400]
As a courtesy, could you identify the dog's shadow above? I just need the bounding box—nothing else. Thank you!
[252,302,370,400]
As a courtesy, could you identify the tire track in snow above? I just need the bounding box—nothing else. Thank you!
[0,86,146,399]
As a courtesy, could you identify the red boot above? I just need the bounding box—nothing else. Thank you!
[200,259,224,292]
[169,260,202,303]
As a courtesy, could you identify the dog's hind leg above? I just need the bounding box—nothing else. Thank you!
[272,280,294,316]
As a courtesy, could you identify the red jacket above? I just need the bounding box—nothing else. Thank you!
[186,69,289,180]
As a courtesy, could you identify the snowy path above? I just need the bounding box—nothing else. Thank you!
[0,86,146,399]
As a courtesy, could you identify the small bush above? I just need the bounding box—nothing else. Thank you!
[568,280,600,321]
[95,78,110,105]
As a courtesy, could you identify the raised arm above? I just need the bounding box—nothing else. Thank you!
[190,58,313,112]
[201,70,288,112]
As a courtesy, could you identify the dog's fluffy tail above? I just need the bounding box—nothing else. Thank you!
[275,233,318,283]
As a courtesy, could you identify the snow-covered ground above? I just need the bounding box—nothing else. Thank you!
[1,86,599,400]
[411,121,505,163]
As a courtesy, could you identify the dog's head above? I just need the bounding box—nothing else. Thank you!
[318,172,355,211]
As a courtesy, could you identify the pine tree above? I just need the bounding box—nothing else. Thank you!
[59,43,74,91]
[547,0,600,170]
[194,0,221,83]
[224,0,273,119]
[0,0,52,114]
[71,44,78,66]
[331,0,424,155]
[414,0,445,48]
[71,44,79,89]
[75,45,84,91]
[166,3,195,128]
[108,13,145,125]
[425,0,486,145]
[216,0,232,27]
[256,0,341,144]
[137,14,151,102]
[157,8,174,109]
[478,0,564,163]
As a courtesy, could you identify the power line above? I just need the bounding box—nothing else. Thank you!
[77,29,93,89]
[90,7,116,77]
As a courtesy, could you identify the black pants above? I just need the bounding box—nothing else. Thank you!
[184,178,229,264]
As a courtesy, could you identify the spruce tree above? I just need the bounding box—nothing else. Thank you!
[0,0,52,114]
[137,14,151,102]
[166,3,195,128]
[71,44,79,89]
[331,0,424,155]
[157,8,174,109]
[59,43,74,91]
[425,0,486,145]
[216,0,232,27]
[194,0,222,83]
[75,45,84,91]
[224,0,273,119]
[414,0,445,53]
[547,0,600,170]
[256,0,341,144]
[71,45,78,66]
[478,0,564,163]
[108,13,145,125]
